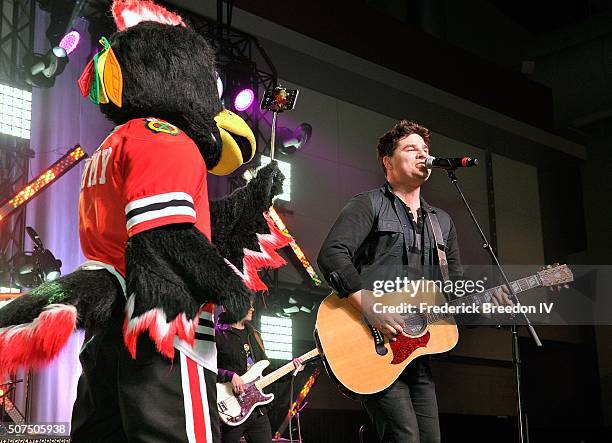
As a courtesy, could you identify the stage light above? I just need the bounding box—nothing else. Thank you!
[13,250,62,288]
[260,155,291,201]
[13,228,62,288]
[59,30,81,55]
[0,146,87,221]
[234,88,255,112]
[271,291,316,318]
[260,316,293,360]
[0,83,32,139]
[277,123,312,155]
[23,46,69,88]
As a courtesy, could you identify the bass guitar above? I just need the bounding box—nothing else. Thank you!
[217,348,319,426]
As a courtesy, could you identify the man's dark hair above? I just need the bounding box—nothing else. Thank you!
[376,120,430,175]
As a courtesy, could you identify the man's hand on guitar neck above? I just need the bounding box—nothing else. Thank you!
[490,285,514,307]
[348,290,405,341]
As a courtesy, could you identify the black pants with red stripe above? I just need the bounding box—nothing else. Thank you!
[71,309,220,443]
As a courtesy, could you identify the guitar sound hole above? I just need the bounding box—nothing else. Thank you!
[402,314,426,336]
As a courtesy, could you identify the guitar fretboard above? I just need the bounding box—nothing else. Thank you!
[255,348,319,390]
[425,273,542,324]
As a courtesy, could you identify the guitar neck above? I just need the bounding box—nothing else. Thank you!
[427,273,543,323]
[255,348,319,390]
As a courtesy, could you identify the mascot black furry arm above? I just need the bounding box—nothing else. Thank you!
[0,0,290,382]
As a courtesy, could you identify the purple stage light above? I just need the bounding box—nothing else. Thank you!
[234,88,255,111]
[59,30,81,55]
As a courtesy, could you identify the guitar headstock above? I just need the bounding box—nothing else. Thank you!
[538,263,574,289]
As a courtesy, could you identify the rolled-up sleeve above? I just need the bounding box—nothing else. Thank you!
[317,193,374,297]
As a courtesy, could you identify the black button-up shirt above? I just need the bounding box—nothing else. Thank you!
[317,183,463,297]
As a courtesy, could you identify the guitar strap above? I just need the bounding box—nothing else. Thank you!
[370,189,450,282]
[426,212,450,282]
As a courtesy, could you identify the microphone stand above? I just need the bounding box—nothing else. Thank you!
[445,167,541,443]
[288,366,299,442]
[296,401,308,443]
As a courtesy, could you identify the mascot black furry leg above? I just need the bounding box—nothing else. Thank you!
[0,1,291,442]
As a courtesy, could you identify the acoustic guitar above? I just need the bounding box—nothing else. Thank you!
[314,264,573,397]
[217,348,319,426]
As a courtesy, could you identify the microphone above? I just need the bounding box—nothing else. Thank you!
[425,155,479,170]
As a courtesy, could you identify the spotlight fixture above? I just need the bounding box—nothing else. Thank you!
[14,250,62,288]
[13,227,62,288]
[23,46,69,88]
[233,88,255,112]
[58,30,81,55]
[276,123,312,155]
[216,59,257,112]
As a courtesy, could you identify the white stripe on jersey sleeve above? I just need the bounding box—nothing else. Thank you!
[126,206,196,230]
[125,192,194,214]
[125,191,196,231]
[199,311,214,321]
[195,325,214,335]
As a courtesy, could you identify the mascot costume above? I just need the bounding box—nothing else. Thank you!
[0,1,291,441]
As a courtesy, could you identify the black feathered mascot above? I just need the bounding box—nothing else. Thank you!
[0,1,291,441]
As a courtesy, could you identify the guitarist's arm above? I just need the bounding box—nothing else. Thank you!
[215,326,247,394]
[217,367,237,384]
[317,194,373,298]
[317,194,405,339]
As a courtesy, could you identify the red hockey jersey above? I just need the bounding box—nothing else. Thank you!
[78,117,211,276]
[78,117,216,371]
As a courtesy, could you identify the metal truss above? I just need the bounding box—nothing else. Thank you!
[186,13,278,162]
[0,0,35,280]
[0,0,35,87]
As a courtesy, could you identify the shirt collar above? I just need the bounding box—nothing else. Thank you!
[382,182,435,214]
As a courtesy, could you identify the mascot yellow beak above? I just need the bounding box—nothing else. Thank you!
[210,110,256,176]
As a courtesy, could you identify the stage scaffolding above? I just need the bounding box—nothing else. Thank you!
[0,0,35,278]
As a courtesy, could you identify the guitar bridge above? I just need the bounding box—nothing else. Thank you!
[368,325,388,356]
